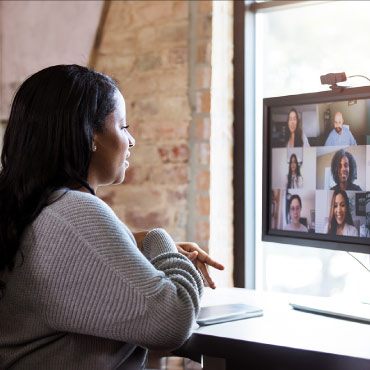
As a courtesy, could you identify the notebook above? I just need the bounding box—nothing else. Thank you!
[196,303,263,326]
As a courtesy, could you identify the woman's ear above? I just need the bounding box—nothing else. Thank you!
[92,132,99,152]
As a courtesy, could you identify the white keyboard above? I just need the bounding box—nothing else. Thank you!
[290,297,370,324]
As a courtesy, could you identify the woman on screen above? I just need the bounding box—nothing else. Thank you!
[326,189,358,237]
[286,153,303,189]
[284,194,308,232]
[286,108,310,148]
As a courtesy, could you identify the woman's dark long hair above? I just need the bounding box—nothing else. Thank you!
[287,153,301,189]
[327,189,354,235]
[286,108,303,147]
[0,64,117,293]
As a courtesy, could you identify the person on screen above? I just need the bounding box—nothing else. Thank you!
[330,149,362,191]
[326,189,358,236]
[284,194,308,232]
[285,108,310,148]
[286,153,303,189]
[324,111,357,146]
[360,209,370,237]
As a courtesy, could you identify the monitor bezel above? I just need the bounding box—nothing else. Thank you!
[262,85,370,254]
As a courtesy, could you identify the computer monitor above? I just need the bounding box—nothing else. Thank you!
[262,86,370,255]
[262,86,370,323]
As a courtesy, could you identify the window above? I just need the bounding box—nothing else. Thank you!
[242,1,370,300]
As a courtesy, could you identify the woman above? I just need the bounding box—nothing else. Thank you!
[326,189,358,236]
[0,65,223,369]
[286,153,303,189]
[286,108,310,148]
[284,194,308,232]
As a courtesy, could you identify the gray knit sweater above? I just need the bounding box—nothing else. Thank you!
[0,190,203,369]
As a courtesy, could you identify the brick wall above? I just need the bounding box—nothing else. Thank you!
[94,0,214,249]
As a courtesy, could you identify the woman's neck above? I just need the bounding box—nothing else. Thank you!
[336,223,345,235]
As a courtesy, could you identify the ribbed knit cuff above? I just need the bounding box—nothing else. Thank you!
[142,228,178,261]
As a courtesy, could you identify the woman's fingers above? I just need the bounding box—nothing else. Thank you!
[197,254,224,270]
[196,261,216,289]
[175,242,224,288]
[176,242,225,270]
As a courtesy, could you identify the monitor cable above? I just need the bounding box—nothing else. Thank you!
[347,252,370,273]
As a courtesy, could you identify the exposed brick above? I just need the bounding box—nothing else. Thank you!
[136,53,162,71]
[158,144,190,164]
[195,90,210,113]
[158,22,188,45]
[197,194,210,216]
[196,40,211,64]
[97,189,116,207]
[126,209,170,230]
[157,69,188,94]
[196,65,211,89]
[157,95,191,121]
[166,186,187,202]
[122,75,158,97]
[130,143,161,165]
[158,147,170,163]
[104,2,133,33]
[198,0,213,15]
[195,116,211,140]
[167,47,188,65]
[95,55,136,76]
[172,0,189,20]
[197,170,210,191]
[136,26,157,52]
[111,185,166,211]
[136,119,189,141]
[135,97,160,117]
[197,142,210,165]
[195,220,210,243]
[150,164,188,185]
[123,166,150,184]
[93,0,216,269]
[197,14,212,40]
[131,1,173,26]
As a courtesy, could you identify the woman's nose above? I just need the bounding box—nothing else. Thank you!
[128,132,135,148]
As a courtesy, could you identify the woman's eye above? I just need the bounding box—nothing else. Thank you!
[121,125,130,130]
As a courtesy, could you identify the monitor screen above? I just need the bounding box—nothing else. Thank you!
[262,86,370,254]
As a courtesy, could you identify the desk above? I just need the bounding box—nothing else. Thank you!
[177,288,370,370]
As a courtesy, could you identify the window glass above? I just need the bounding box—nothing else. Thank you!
[255,1,370,300]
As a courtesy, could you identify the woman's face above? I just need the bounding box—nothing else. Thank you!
[88,90,135,190]
[338,156,350,183]
[289,198,301,224]
[290,156,297,173]
[334,193,346,225]
[288,111,298,134]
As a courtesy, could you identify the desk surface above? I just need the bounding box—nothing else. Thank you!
[179,288,370,370]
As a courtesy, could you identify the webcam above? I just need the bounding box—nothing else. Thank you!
[320,72,347,91]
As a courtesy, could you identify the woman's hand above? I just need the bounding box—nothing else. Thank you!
[176,242,224,289]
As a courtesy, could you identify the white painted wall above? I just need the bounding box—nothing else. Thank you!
[0,0,103,120]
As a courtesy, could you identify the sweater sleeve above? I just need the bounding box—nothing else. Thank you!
[31,192,203,350]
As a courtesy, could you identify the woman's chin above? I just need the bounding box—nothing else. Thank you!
[113,170,126,185]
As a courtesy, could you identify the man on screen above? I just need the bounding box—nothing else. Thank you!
[324,111,357,146]
[330,149,362,191]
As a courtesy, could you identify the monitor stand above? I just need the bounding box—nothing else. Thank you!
[289,296,370,324]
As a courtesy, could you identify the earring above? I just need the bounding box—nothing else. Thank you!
[92,143,97,152]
